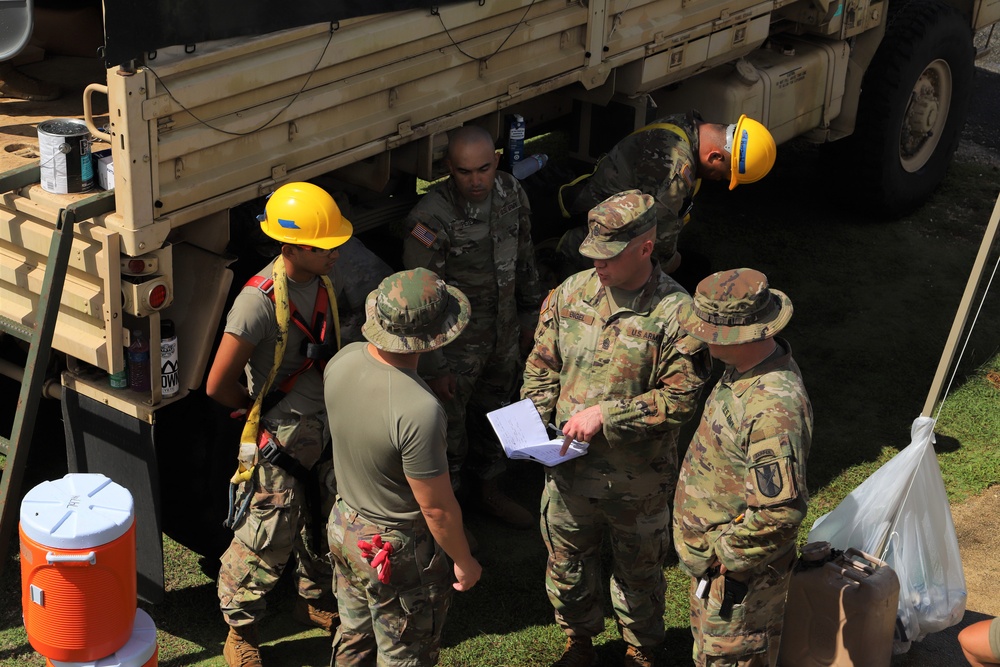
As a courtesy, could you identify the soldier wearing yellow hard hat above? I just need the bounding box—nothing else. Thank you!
[206,181,386,667]
[556,111,776,274]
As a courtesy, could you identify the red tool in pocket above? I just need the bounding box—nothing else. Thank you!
[358,533,394,584]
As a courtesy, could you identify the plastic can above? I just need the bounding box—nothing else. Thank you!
[20,473,137,662]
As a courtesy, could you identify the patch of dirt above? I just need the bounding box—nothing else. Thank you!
[949,486,1000,617]
[0,55,107,174]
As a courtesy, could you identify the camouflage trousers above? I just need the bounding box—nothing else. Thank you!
[687,547,796,666]
[218,414,335,627]
[442,326,519,483]
[327,498,453,666]
[540,477,670,648]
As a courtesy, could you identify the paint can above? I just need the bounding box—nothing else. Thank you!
[37,119,94,194]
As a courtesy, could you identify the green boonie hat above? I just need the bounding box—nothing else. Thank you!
[578,190,657,260]
[362,268,471,353]
[677,268,793,345]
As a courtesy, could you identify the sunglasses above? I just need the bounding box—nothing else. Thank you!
[295,244,338,256]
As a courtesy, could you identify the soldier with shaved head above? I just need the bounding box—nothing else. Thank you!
[402,124,543,531]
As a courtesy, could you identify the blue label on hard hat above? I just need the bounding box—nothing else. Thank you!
[277,218,301,229]
[738,130,749,175]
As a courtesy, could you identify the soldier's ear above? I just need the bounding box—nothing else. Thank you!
[705,148,727,166]
[640,238,654,259]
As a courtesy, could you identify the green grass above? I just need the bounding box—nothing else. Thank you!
[1,144,999,665]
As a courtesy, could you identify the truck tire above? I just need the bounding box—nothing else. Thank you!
[849,0,974,217]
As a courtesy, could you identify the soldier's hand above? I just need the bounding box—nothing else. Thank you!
[560,405,603,455]
[453,557,482,591]
[427,373,457,402]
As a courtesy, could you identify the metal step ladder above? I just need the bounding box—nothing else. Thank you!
[0,163,115,581]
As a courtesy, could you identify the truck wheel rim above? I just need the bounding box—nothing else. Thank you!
[899,59,952,173]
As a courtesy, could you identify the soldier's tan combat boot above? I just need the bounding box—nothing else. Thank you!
[480,477,533,528]
[624,644,657,667]
[223,624,262,667]
[551,636,597,667]
[293,597,340,633]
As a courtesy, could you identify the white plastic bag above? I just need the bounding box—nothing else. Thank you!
[808,416,966,652]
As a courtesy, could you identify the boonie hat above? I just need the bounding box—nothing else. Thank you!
[578,190,657,260]
[362,268,470,353]
[677,268,792,344]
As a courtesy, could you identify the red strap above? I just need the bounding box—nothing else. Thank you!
[245,275,330,345]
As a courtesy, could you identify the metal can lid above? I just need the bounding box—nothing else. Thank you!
[20,473,134,549]
[37,118,91,137]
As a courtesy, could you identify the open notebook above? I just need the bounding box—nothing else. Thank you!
[486,398,589,466]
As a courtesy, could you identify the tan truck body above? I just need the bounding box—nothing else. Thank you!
[0,0,996,597]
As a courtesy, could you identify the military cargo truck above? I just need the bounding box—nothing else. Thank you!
[0,0,997,599]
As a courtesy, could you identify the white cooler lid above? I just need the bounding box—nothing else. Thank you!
[20,473,134,549]
[50,608,157,667]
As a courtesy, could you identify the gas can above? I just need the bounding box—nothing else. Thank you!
[20,473,137,662]
[779,542,900,667]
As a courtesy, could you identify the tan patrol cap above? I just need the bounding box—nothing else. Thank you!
[578,190,656,260]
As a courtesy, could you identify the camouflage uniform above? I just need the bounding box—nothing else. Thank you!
[521,196,709,650]
[218,258,357,628]
[218,244,391,626]
[403,172,542,480]
[561,112,701,263]
[219,415,331,625]
[328,499,453,666]
[672,269,813,667]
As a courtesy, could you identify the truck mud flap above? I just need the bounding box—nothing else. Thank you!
[62,387,164,604]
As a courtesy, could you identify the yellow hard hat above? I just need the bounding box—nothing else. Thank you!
[726,115,776,190]
[259,182,353,249]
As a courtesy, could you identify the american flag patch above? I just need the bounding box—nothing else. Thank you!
[410,222,437,248]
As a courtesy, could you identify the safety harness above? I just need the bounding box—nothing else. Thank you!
[223,257,340,538]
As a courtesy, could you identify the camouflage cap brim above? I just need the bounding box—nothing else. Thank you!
[578,190,657,259]
[578,234,630,260]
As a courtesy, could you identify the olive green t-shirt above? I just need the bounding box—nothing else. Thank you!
[323,342,449,527]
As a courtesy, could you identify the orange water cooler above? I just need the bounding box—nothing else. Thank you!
[20,473,138,662]
[45,609,158,667]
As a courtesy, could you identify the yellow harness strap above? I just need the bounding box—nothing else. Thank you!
[630,121,688,140]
